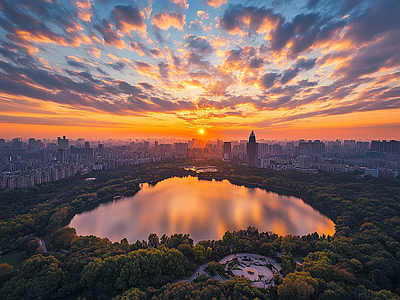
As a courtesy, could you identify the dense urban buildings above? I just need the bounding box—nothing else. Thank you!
[370,140,400,153]
[1,134,399,190]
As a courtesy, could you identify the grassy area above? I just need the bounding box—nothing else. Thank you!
[0,251,24,269]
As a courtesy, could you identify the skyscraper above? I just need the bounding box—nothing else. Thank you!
[58,136,69,149]
[223,142,231,161]
[246,131,258,167]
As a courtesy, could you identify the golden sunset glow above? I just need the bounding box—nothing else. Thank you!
[0,0,399,140]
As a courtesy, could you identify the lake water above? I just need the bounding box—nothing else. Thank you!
[68,176,335,243]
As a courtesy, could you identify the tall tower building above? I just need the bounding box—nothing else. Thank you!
[154,140,158,153]
[58,136,69,149]
[247,131,258,167]
[223,142,231,161]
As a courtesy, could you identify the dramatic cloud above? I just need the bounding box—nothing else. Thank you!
[219,4,347,56]
[86,47,101,58]
[112,5,147,35]
[171,0,189,10]
[0,0,399,138]
[219,5,280,35]
[152,11,186,31]
[76,0,92,22]
[186,35,214,54]
[206,0,227,9]
[0,0,92,49]
[280,58,316,84]
[94,20,125,49]
[342,0,400,45]
[260,73,278,89]
[130,42,148,56]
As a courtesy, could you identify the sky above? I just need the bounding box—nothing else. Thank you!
[0,0,400,141]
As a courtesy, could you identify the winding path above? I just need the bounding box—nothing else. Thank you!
[39,238,47,253]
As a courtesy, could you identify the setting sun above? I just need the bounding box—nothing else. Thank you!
[199,129,204,134]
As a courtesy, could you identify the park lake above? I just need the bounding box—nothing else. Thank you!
[68,176,335,243]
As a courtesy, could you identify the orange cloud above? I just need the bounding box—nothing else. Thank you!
[112,6,147,36]
[66,31,92,48]
[257,17,280,35]
[172,0,189,10]
[150,47,164,58]
[135,61,159,78]
[375,71,400,85]
[152,11,186,31]
[94,20,125,49]
[37,57,57,71]
[144,0,153,18]
[183,79,203,88]
[66,55,96,68]
[7,33,39,54]
[107,54,131,64]
[86,47,101,58]
[76,0,92,22]
[204,78,234,96]
[130,42,147,56]
[206,0,227,8]
[16,29,68,47]
[88,31,100,43]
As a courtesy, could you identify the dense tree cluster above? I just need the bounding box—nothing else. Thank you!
[80,246,193,299]
[0,160,400,299]
[1,254,66,300]
[112,277,268,300]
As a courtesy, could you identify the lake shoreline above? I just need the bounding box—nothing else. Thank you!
[67,175,335,243]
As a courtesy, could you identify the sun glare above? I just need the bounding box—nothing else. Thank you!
[199,129,204,134]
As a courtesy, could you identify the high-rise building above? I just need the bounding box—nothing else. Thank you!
[58,136,69,149]
[371,140,400,153]
[297,155,313,168]
[269,144,282,154]
[258,143,268,158]
[56,148,67,163]
[343,140,356,149]
[12,138,23,149]
[246,131,258,167]
[174,142,188,156]
[299,140,326,154]
[28,138,36,147]
[223,142,231,161]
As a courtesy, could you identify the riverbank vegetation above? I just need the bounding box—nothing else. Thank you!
[0,159,400,299]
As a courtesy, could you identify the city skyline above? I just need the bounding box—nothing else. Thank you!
[0,0,400,140]
[2,129,399,191]
[2,134,399,144]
